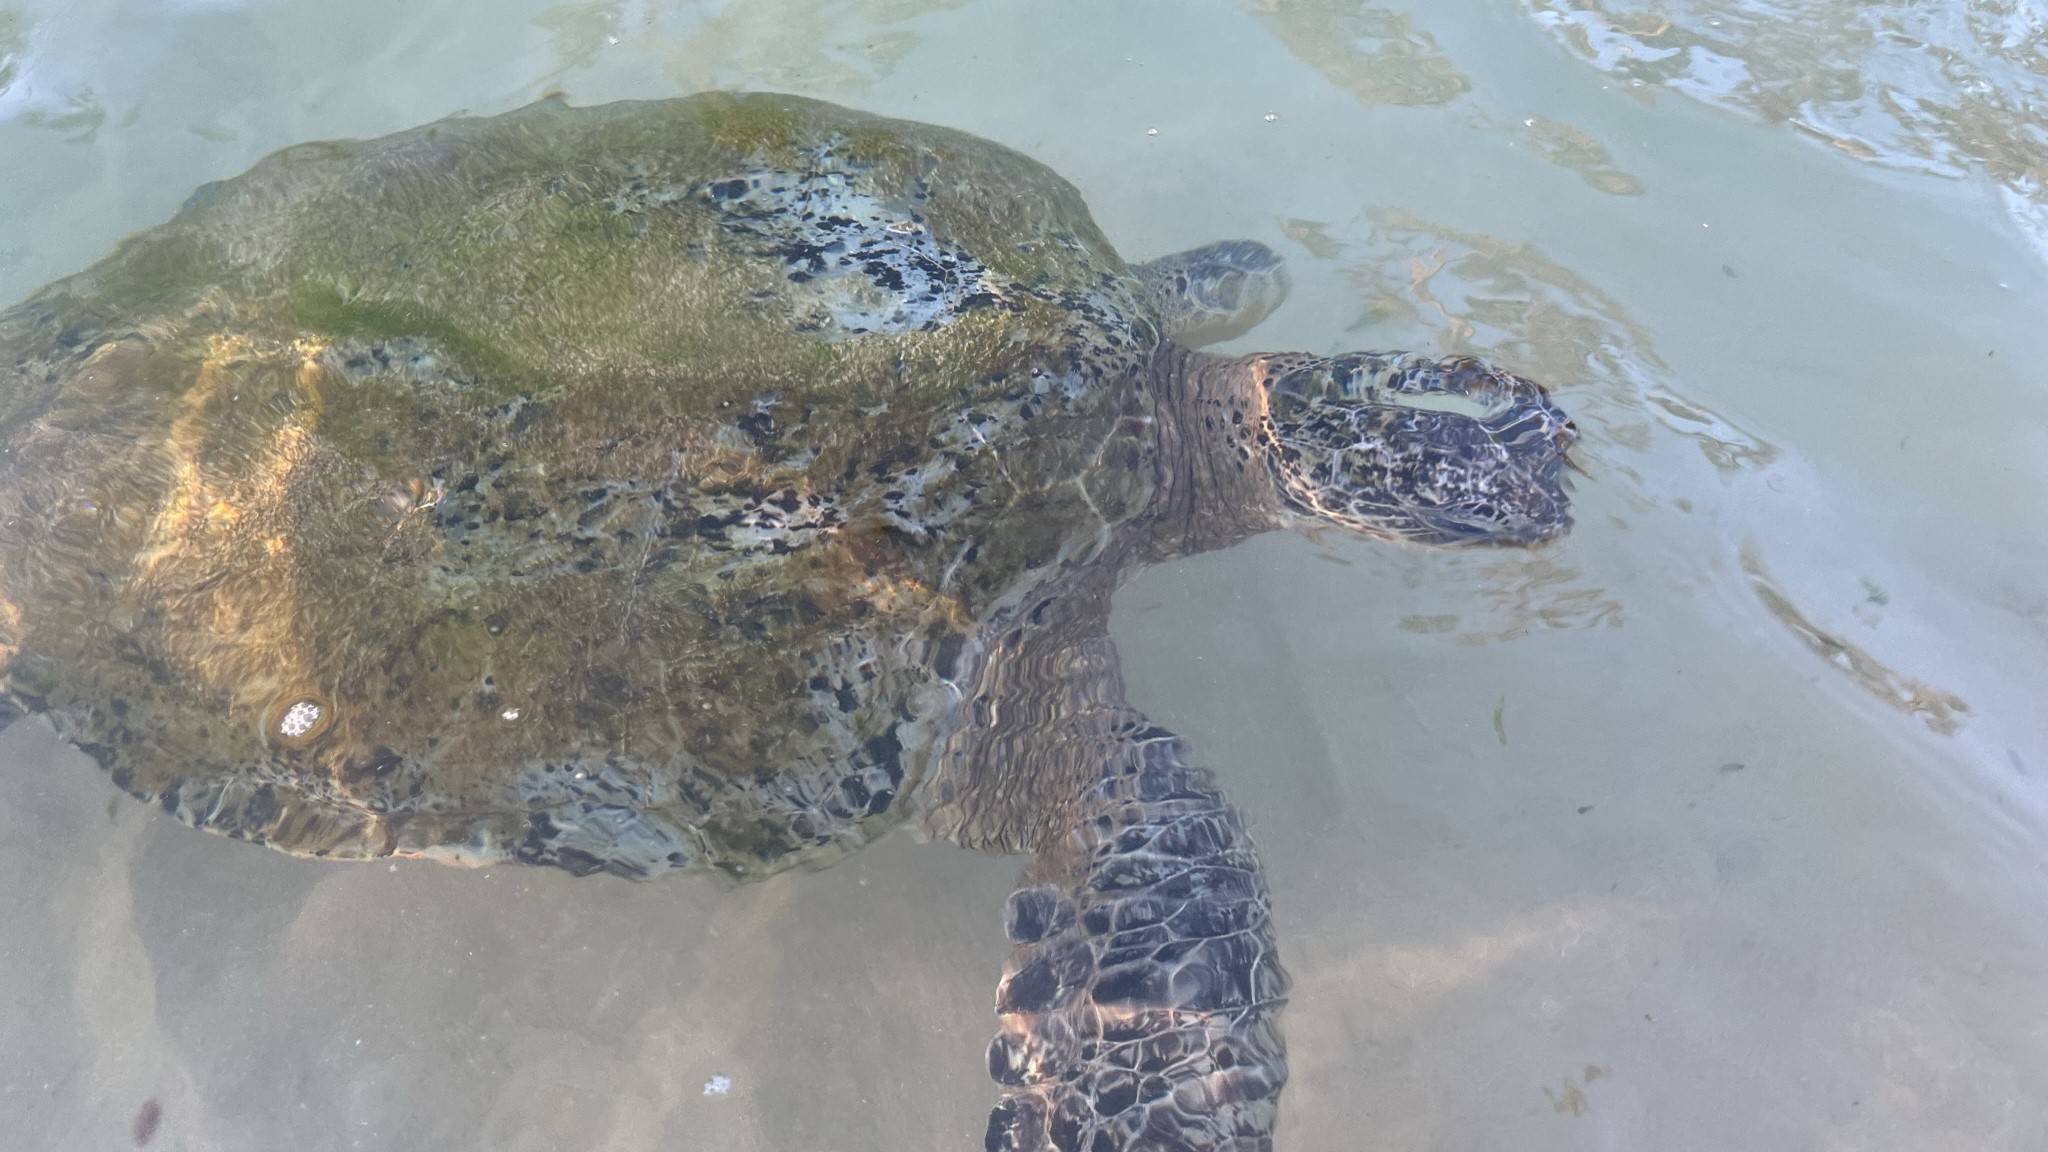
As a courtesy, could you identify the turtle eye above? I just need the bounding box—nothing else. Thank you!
[266,692,336,748]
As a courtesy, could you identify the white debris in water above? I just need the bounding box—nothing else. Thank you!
[1146,127,1158,136]
[703,1075,732,1096]
[501,708,520,721]
[1264,113,1277,122]
[278,700,322,738]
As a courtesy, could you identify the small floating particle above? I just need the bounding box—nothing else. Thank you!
[1577,805,1594,815]
[1546,1078,1589,1115]
[500,708,521,721]
[1264,113,1277,122]
[704,1074,732,1096]
[1718,762,1745,774]
[1146,128,1158,136]
[133,1098,162,1146]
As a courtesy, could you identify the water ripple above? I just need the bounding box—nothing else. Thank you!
[1523,0,2048,263]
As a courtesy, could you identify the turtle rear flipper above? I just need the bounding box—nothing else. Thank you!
[1132,241,1291,348]
[983,719,1289,1152]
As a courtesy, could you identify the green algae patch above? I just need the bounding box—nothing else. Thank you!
[694,92,802,157]
[81,232,223,318]
[285,288,534,409]
[836,126,924,188]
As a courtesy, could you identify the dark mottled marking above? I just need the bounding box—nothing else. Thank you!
[132,1099,162,1146]
[1003,886,1075,943]
[1260,351,1578,545]
[702,165,996,337]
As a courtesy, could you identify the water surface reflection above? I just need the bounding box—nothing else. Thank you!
[1525,0,2048,262]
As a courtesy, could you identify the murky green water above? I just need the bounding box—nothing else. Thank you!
[3,1,2045,1148]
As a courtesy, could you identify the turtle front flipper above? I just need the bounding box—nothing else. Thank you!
[982,717,1289,1152]
[1132,241,1291,348]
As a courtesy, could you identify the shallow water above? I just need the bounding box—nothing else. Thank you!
[3,0,2046,1149]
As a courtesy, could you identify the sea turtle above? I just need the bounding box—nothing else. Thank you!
[0,93,1576,1150]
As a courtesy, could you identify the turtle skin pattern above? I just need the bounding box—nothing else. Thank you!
[987,724,1288,1152]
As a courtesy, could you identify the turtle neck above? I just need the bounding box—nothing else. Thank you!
[1133,343,1289,564]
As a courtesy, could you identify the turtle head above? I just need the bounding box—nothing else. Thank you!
[1252,352,1578,546]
